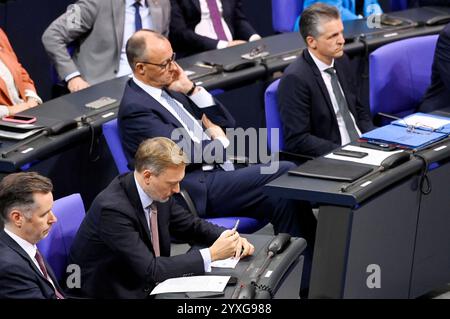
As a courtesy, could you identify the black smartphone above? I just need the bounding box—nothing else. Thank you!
[333,150,369,158]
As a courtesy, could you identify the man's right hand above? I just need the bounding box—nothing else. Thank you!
[67,76,90,93]
[209,230,240,261]
[227,40,246,47]
[202,114,226,140]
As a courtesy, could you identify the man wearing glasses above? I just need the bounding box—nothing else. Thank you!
[118,30,316,252]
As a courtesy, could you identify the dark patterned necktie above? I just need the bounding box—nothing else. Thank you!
[35,249,64,299]
[324,67,360,141]
[133,1,143,32]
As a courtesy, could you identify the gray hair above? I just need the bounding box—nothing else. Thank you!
[299,3,340,42]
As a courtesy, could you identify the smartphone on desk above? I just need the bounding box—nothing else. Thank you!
[2,115,37,124]
[333,149,368,158]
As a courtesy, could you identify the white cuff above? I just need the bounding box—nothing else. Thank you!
[200,248,212,272]
[188,87,214,108]
[217,40,228,49]
[65,71,81,82]
[24,90,43,104]
[0,105,10,117]
[249,34,261,42]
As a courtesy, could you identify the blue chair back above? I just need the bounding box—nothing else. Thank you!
[101,119,266,233]
[272,0,303,33]
[37,194,85,282]
[389,0,408,11]
[103,119,130,174]
[264,79,284,153]
[369,35,438,122]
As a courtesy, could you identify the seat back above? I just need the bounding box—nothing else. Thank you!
[369,35,438,122]
[102,119,130,174]
[37,193,85,282]
[264,79,284,153]
[272,0,303,33]
[389,0,408,11]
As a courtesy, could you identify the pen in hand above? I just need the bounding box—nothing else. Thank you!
[232,219,240,233]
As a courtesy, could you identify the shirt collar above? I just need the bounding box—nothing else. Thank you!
[308,49,335,72]
[132,76,164,102]
[3,227,37,260]
[127,0,148,8]
[133,171,153,211]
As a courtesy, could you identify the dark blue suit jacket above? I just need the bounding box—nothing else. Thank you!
[169,0,258,55]
[0,230,62,299]
[278,49,374,157]
[419,23,450,113]
[68,172,224,299]
[118,79,235,214]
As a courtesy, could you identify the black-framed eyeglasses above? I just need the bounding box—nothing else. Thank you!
[136,52,176,71]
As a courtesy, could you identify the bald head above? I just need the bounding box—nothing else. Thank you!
[126,29,169,72]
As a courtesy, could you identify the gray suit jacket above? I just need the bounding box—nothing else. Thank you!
[42,0,170,85]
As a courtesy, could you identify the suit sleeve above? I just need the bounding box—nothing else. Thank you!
[41,0,98,80]
[435,27,450,100]
[0,29,36,93]
[119,100,231,166]
[168,199,224,245]
[169,0,221,52]
[278,72,339,157]
[230,0,258,40]
[98,206,206,286]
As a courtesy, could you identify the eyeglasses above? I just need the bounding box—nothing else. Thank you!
[249,45,267,57]
[136,52,176,71]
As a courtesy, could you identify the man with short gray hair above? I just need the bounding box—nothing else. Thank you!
[278,3,374,157]
[0,172,64,299]
[69,137,254,298]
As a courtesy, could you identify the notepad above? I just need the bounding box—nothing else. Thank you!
[289,158,374,182]
[392,112,450,134]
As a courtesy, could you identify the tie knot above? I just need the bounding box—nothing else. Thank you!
[149,203,157,214]
[133,1,141,8]
[324,67,336,76]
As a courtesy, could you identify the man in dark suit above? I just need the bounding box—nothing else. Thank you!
[278,3,374,158]
[69,137,254,298]
[418,23,450,113]
[118,30,315,243]
[169,0,261,56]
[0,172,64,299]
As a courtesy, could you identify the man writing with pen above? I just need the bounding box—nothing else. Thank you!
[67,137,254,299]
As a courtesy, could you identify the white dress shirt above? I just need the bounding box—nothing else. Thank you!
[133,172,213,272]
[194,0,260,49]
[3,227,57,289]
[308,50,362,146]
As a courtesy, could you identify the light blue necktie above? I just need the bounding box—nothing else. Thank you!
[161,90,234,171]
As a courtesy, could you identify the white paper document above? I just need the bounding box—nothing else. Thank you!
[325,145,404,166]
[211,257,240,269]
[150,275,230,295]
[397,113,450,130]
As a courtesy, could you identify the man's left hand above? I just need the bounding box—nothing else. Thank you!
[234,237,255,259]
[168,62,197,94]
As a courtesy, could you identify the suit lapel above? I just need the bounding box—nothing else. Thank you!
[119,173,153,245]
[147,0,163,32]
[304,50,336,118]
[191,0,201,13]
[112,0,126,58]
[0,231,56,291]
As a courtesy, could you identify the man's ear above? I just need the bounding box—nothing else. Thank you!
[9,210,24,228]
[306,36,317,49]
[142,169,153,184]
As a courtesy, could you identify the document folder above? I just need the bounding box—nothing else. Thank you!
[391,112,450,134]
[361,124,447,149]
[289,158,374,182]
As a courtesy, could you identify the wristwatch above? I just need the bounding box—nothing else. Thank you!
[186,82,197,96]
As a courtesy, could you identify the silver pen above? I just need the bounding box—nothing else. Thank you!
[232,219,240,233]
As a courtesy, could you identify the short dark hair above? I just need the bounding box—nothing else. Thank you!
[0,172,53,224]
[126,29,166,70]
[299,3,340,42]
